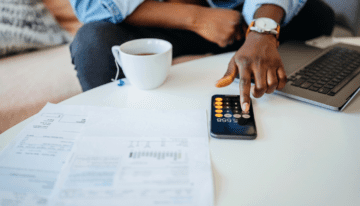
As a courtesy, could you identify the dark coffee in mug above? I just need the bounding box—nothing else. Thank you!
[136,53,156,56]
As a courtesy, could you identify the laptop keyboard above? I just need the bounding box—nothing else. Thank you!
[288,46,360,96]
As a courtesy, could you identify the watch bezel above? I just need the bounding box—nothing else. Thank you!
[247,17,280,37]
[245,18,281,46]
[254,17,278,32]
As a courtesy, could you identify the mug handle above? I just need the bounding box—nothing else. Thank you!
[111,46,122,67]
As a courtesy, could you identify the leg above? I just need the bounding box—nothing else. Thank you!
[279,0,335,43]
[70,21,223,91]
[70,21,129,92]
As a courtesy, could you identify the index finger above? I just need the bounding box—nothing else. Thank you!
[236,59,251,113]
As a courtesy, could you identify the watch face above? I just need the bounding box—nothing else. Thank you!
[255,18,277,31]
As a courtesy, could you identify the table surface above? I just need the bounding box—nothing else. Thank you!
[1,51,360,206]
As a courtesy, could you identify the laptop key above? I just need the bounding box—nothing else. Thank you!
[324,84,335,89]
[325,74,334,78]
[332,78,342,83]
[296,71,306,75]
[291,78,307,87]
[315,73,323,78]
[287,77,296,82]
[309,86,320,91]
[337,74,347,78]
[318,88,330,94]
[317,80,327,85]
[311,76,320,80]
[312,83,323,88]
[304,74,312,79]
[349,65,358,70]
[300,82,313,89]
[307,79,316,83]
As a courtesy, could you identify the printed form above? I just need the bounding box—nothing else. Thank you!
[51,108,213,206]
[0,103,99,205]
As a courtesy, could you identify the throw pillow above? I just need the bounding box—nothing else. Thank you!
[0,0,73,57]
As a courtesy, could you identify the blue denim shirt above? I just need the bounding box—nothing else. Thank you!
[70,0,306,26]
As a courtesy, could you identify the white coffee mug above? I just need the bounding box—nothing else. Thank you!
[112,38,172,90]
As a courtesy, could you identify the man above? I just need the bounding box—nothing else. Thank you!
[70,0,334,112]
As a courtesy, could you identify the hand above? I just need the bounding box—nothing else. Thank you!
[215,32,287,112]
[191,7,243,47]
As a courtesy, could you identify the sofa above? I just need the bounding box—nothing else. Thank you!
[0,0,82,133]
[0,0,358,134]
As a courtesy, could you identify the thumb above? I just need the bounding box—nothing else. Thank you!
[216,57,238,87]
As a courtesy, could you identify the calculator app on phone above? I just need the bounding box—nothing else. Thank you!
[210,95,257,140]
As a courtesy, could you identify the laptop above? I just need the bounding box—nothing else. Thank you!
[236,41,360,111]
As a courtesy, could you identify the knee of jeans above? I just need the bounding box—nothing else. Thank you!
[70,21,120,61]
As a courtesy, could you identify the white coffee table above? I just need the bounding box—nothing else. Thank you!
[1,52,360,206]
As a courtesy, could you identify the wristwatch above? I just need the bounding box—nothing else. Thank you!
[246,17,280,41]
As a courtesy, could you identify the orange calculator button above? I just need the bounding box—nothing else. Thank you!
[215,106,223,109]
[215,114,223,117]
[215,98,223,102]
[215,102,223,106]
[215,110,223,113]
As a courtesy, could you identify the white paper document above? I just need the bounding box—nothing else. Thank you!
[0,103,95,205]
[51,109,213,206]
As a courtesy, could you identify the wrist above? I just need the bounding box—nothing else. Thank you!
[187,5,207,32]
[246,31,278,48]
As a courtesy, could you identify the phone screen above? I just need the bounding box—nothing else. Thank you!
[210,95,257,140]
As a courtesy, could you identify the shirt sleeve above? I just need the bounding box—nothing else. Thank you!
[242,0,307,26]
[70,0,145,24]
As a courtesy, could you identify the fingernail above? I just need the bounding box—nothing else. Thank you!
[242,103,249,112]
[215,78,228,87]
[215,80,222,87]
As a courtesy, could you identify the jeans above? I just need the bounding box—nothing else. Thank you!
[70,0,335,92]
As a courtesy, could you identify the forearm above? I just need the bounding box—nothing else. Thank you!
[124,1,201,31]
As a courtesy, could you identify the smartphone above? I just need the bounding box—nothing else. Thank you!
[210,95,257,140]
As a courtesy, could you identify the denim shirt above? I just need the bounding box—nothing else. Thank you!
[70,0,307,27]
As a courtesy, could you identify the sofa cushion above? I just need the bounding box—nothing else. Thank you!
[0,0,73,58]
[0,45,82,134]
